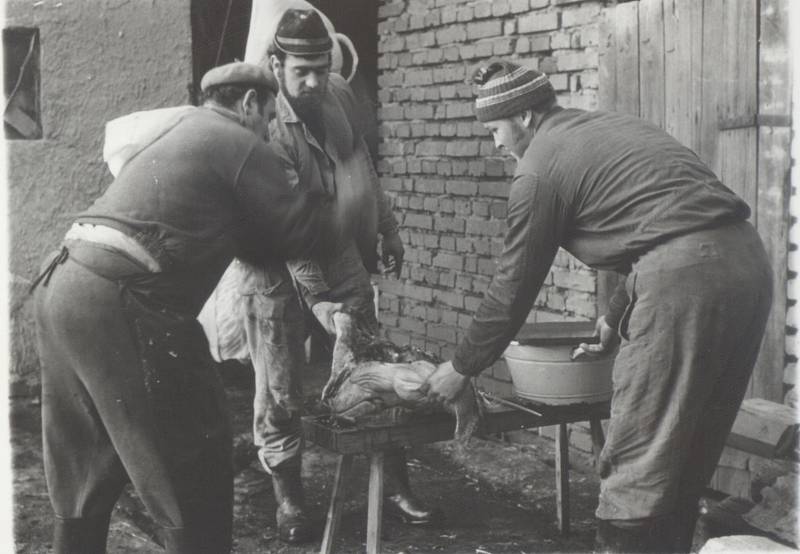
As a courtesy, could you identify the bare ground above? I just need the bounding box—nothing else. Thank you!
[12,360,602,553]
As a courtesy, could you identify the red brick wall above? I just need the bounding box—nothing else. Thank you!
[375,0,605,396]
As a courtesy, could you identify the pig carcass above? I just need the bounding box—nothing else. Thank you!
[321,312,482,442]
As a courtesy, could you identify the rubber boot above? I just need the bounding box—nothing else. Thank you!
[161,526,232,554]
[670,500,700,553]
[271,460,314,544]
[383,448,443,525]
[162,527,192,554]
[595,518,673,553]
[52,514,110,554]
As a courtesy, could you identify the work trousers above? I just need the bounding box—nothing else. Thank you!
[34,242,233,553]
[240,242,375,471]
[596,221,772,549]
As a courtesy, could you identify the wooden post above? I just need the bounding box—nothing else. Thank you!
[555,422,570,535]
[752,0,792,401]
[366,451,385,554]
[320,454,353,554]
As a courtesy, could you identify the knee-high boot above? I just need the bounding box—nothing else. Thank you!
[52,514,111,554]
[594,517,674,553]
[271,459,314,544]
[670,498,700,553]
[383,448,443,525]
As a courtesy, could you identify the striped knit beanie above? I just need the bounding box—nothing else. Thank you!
[473,61,555,122]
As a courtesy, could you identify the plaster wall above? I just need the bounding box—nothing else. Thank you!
[6,0,193,395]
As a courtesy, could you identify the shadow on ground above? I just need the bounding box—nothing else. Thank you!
[13,360,601,553]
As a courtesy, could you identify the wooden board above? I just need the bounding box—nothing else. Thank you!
[597,7,617,112]
[698,0,724,169]
[754,124,791,402]
[716,127,758,213]
[638,0,665,128]
[366,452,384,554]
[730,398,798,456]
[757,0,792,119]
[710,465,753,499]
[302,401,611,454]
[663,0,703,151]
[719,0,758,126]
[613,1,640,116]
[594,0,789,399]
[751,0,792,402]
[708,0,758,214]
[595,2,636,313]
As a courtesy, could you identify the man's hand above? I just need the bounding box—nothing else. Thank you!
[311,301,344,335]
[423,361,470,405]
[381,232,405,278]
[572,315,618,359]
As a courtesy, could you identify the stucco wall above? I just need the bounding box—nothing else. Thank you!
[6,0,193,395]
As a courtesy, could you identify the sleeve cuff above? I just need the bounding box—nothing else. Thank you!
[452,348,484,377]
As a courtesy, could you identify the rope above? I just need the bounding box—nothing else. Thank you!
[214,0,235,66]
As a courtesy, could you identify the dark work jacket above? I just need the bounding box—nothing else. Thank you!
[271,74,398,277]
[453,107,750,377]
[78,106,333,316]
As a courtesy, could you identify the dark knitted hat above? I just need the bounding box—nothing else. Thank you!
[274,8,333,56]
[200,61,278,94]
[473,60,555,122]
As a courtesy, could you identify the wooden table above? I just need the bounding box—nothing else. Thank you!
[302,398,610,554]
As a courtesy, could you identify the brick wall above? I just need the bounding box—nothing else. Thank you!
[375,0,604,397]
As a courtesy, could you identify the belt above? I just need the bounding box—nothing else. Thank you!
[65,222,161,272]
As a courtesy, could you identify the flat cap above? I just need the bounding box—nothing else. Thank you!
[200,61,279,94]
[274,8,333,56]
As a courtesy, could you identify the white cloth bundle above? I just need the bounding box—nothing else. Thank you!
[103,106,196,177]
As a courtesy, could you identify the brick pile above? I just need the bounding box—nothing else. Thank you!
[375,0,605,396]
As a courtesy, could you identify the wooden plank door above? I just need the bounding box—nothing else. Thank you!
[598,0,790,402]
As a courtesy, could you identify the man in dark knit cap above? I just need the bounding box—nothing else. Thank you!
[424,59,773,553]
[32,61,344,554]
[202,7,437,545]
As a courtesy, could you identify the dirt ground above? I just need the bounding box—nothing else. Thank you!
[12,360,605,553]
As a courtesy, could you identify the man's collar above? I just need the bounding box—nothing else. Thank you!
[535,105,564,132]
[203,103,242,124]
[276,92,301,124]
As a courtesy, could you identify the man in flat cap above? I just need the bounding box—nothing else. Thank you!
[424,60,772,553]
[202,7,438,544]
[32,61,345,554]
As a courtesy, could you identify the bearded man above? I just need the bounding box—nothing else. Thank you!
[201,9,439,544]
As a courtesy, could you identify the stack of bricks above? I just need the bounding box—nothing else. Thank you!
[375,0,605,398]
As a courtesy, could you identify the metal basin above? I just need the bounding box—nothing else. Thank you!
[503,342,614,405]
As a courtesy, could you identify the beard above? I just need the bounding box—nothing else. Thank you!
[280,71,325,124]
[287,91,324,122]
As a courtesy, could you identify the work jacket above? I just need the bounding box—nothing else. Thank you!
[452,107,750,377]
[80,105,333,315]
[271,74,398,301]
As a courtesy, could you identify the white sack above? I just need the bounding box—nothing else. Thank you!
[103,106,196,177]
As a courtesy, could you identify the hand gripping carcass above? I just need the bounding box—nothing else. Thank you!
[321,312,482,443]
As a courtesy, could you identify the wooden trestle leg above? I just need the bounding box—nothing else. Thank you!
[320,454,353,554]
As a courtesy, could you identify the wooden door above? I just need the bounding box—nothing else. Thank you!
[598,0,792,401]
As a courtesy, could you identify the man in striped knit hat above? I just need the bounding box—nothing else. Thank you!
[424,60,772,553]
